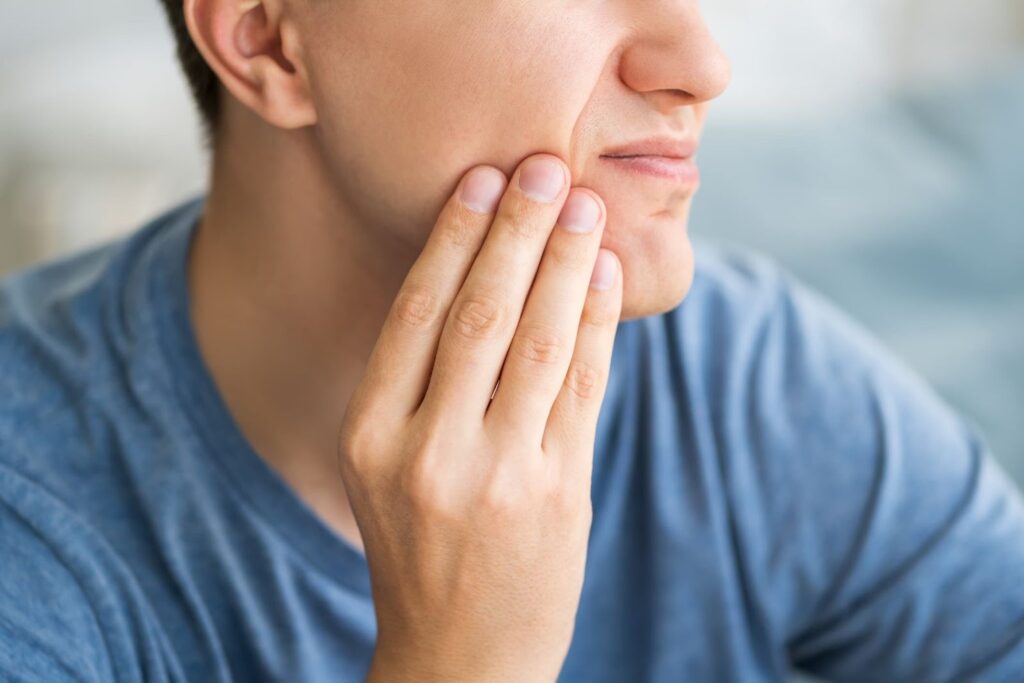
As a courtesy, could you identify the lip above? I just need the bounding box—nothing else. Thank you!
[601,135,698,160]
[599,155,700,184]
[599,135,700,184]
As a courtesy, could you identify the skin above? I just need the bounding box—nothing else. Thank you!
[183,0,729,675]
[344,156,622,682]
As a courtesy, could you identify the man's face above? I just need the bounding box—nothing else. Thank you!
[295,0,731,320]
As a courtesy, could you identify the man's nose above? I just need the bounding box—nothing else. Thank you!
[617,3,732,108]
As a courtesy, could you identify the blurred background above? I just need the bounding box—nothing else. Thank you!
[1,0,1021,493]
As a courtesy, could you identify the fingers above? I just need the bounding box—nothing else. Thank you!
[542,249,622,475]
[484,188,607,445]
[419,153,572,421]
[352,165,509,422]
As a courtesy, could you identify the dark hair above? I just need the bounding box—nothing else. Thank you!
[157,0,221,142]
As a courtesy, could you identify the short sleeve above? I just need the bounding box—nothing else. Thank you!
[698,250,1024,681]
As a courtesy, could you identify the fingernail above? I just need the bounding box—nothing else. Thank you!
[590,249,617,291]
[518,157,566,203]
[557,192,601,233]
[460,167,506,214]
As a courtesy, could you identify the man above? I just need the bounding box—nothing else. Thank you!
[1,0,1022,680]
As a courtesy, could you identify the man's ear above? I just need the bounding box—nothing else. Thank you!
[184,0,317,129]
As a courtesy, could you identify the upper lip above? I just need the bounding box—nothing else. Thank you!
[601,136,698,159]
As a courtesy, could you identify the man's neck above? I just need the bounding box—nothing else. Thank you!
[186,111,417,545]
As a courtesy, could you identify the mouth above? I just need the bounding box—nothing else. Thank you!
[598,154,700,185]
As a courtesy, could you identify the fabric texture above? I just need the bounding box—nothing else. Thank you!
[1,196,1022,682]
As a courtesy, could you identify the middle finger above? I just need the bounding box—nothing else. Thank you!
[419,153,571,422]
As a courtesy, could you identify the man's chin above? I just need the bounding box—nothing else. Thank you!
[618,255,695,322]
[603,208,696,322]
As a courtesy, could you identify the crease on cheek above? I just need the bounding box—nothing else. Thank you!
[569,42,625,182]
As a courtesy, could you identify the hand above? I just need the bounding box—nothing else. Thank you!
[337,153,623,682]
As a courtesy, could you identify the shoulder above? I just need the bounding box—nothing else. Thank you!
[656,235,951,426]
[652,239,1024,649]
[0,199,204,681]
[650,235,983,493]
[677,235,889,367]
[0,232,131,498]
[0,237,136,682]
[0,197,202,492]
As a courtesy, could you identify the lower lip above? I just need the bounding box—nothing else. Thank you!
[599,155,700,185]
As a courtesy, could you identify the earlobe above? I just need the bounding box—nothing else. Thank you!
[183,0,317,130]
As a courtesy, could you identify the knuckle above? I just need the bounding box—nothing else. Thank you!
[393,285,440,329]
[337,415,378,475]
[450,292,506,340]
[492,200,547,242]
[547,238,593,271]
[580,295,619,329]
[480,471,528,518]
[536,458,590,520]
[564,359,602,400]
[510,324,564,366]
[401,449,456,518]
[440,211,483,249]
[545,480,589,521]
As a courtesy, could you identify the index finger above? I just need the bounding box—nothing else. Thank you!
[350,166,508,423]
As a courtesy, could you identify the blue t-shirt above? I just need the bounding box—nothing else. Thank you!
[2,195,1023,683]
